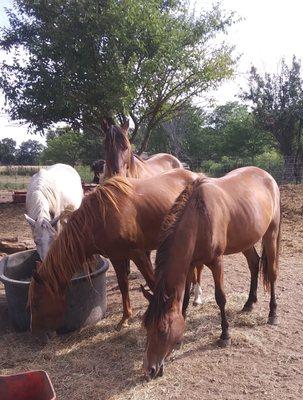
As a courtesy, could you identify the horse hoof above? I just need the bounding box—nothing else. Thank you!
[267,316,278,325]
[242,304,253,313]
[115,320,129,331]
[217,338,231,348]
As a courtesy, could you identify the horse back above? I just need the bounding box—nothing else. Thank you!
[191,167,280,259]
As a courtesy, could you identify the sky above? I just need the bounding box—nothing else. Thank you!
[0,0,303,145]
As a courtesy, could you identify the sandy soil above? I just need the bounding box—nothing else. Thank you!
[0,185,302,400]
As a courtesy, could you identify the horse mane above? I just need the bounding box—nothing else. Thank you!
[26,169,58,220]
[143,176,208,328]
[28,176,133,301]
[105,125,131,153]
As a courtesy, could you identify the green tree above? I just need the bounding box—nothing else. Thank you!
[42,126,103,165]
[243,57,303,182]
[17,139,44,165]
[41,130,83,166]
[208,102,274,163]
[147,103,273,169]
[0,138,17,164]
[0,0,236,152]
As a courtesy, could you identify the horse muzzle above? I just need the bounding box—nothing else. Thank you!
[145,363,164,381]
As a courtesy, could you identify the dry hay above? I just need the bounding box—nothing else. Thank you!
[0,185,302,399]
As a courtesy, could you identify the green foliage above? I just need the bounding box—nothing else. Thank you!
[0,138,17,164]
[147,103,273,169]
[0,0,236,151]
[41,126,103,165]
[243,56,303,181]
[41,129,83,166]
[17,139,44,165]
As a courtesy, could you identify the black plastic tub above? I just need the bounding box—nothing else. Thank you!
[0,250,109,333]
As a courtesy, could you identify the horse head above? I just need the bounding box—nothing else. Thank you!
[101,119,132,177]
[91,159,105,183]
[25,214,60,260]
[141,286,185,380]
[29,261,67,334]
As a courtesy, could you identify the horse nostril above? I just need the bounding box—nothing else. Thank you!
[149,366,156,378]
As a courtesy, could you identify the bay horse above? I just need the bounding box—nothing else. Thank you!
[142,167,281,380]
[102,119,204,305]
[25,163,83,260]
[28,168,199,333]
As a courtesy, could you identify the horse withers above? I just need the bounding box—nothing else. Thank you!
[25,163,83,260]
[142,166,281,380]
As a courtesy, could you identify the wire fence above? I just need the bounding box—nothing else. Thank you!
[186,156,301,185]
[0,156,301,191]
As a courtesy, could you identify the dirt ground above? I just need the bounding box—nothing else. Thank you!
[0,185,302,400]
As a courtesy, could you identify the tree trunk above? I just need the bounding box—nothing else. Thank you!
[137,126,152,155]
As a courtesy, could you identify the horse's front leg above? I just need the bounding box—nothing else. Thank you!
[210,257,230,347]
[183,265,195,318]
[130,249,155,292]
[110,258,132,331]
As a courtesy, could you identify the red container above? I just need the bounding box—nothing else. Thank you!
[12,191,27,204]
[0,370,56,400]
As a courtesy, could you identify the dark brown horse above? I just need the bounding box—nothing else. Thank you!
[142,167,281,380]
[91,159,105,183]
[101,119,182,179]
[28,169,199,333]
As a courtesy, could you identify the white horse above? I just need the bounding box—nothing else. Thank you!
[25,163,84,260]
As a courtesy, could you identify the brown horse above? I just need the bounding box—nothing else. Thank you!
[142,167,281,380]
[28,168,199,333]
[102,119,204,303]
[101,119,182,179]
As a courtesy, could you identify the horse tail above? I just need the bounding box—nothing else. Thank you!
[260,200,282,291]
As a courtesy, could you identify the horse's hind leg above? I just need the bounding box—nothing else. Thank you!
[192,264,204,306]
[210,257,230,346]
[242,246,260,312]
[111,259,132,331]
[261,222,280,325]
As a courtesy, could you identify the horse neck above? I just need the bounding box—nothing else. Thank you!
[38,203,103,293]
[156,207,199,310]
[27,189,52,221]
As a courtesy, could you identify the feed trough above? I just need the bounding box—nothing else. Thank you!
[0,370,56,400]
[0,249,109,333]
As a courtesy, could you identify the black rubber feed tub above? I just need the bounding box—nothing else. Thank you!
[0,250,109,333]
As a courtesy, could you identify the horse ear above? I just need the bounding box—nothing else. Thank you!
[101,119,110,134]
[140,284,153,302]
[121,119,129,134]
[25,214,35,227]
[50,215,60,227]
